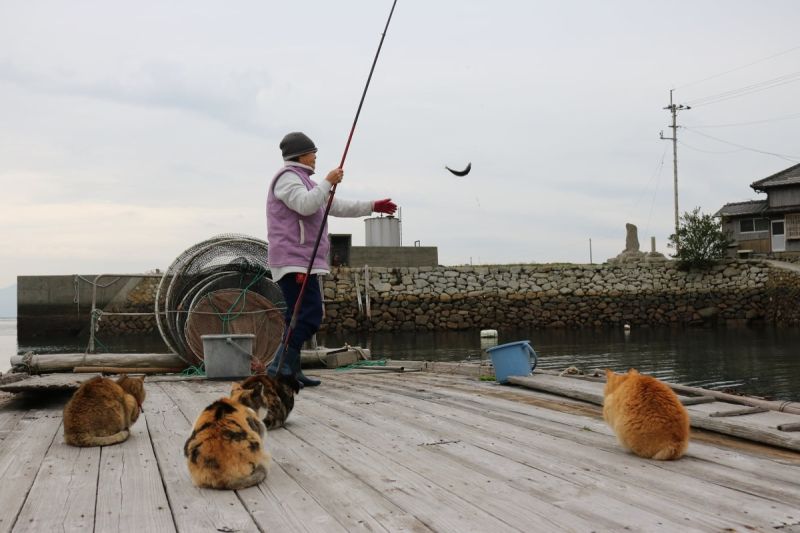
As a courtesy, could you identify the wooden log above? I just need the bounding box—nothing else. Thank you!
[680,396,717,406]
[777,422,800,432]
[665,382,800,416]
[73,366,186,374]
[709,407,770,418]
[10,352,187,374]
[536,369,800,416]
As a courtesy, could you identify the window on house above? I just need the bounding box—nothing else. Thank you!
[739,218,770,233]
[787,214,800,240]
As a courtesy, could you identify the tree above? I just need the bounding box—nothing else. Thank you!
[668,207,733,269]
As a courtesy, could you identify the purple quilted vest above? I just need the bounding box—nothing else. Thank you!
[266,166,330,270]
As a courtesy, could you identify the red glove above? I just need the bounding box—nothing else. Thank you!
[373,198,397,215]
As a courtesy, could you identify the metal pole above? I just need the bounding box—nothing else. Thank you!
[670,90,679,249]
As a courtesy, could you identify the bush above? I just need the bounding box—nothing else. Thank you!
[668,207,733,269]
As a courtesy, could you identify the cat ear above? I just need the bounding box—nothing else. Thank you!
[231,382,243,393]
[252,382,264,396]
[628,368,638,375]
[604,368,613,377]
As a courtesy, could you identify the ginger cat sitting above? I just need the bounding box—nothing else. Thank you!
[184,381,270,490]
[63,374,146,447]
[603,368,690,460]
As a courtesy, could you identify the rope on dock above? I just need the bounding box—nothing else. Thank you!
[335,359,387,371]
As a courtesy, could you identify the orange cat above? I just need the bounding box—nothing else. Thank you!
[63,374,146,447]
[183,381,270,490]
[603,368,690,460]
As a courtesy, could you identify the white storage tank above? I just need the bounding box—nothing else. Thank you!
[365,216,401,246]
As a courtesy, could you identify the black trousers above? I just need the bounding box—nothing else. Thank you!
[277,273,323,351]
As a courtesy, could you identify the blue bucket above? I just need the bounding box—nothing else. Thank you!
[485,340,537,384]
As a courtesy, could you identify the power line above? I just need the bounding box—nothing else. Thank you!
[682,127,800,162]
[683,111,800,129]
[677,140,744,155]
[675,44,800,90]
[685,70,800,107]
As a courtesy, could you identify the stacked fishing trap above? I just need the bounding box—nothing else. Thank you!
[155,233,285,369]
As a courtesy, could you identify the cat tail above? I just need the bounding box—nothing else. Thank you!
[224,463,268,490]
[651,442,687,461]
[65,429,130,447]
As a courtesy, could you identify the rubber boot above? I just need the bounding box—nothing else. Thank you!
[297,368,321,387]
[267,345,303,388]
[286,346,321,387]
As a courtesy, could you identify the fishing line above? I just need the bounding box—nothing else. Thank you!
[275,0,399,374]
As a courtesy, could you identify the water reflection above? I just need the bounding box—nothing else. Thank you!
[320,326,800,402]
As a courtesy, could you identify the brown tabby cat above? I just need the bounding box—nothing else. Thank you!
[603,368,690,460]
[184,382,271,490]
[63,374,146,447]
[239,373,300,430]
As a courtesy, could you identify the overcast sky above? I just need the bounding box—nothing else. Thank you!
[1,1,799,288]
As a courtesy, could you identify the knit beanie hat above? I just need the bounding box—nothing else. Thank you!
[280,132,317,160]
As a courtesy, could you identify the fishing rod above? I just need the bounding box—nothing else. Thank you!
[275,0,399,374]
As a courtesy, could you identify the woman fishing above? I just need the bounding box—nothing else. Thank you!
[265,131,396,386]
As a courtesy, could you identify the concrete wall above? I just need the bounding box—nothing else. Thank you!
[348,246,438,268]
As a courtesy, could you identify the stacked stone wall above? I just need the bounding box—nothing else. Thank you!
[96,261,800,335]
[319,261,800,332]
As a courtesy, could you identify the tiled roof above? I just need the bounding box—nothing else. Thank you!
[715,200,767,217]
[751,163,800,190]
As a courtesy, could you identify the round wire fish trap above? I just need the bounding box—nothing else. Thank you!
[184,288,285,368]
[155,234,284,364]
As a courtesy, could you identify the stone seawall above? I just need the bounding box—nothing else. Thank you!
[22,260,800,339]
[319,261,800,332]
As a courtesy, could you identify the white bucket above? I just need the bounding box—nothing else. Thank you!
[201,333,254,379]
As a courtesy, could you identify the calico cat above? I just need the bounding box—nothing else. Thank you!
[603,368,690,460]
[184,382,271,490]
[63,374,146,447]
[239,373,300,430]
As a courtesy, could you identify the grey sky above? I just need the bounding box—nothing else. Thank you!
[1,1,799,287]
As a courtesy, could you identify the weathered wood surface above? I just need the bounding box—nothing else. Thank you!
[9,353,186,374]
[508,372,800,452]
[0,373,101,392]
[0,371,798,532]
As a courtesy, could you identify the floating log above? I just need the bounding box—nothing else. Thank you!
[680,396,717,406]
[10,353,187,374]
[73,366,186,374]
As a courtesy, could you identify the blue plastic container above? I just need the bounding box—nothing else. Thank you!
[485,340,537,384]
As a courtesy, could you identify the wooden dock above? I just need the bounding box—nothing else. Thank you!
[1,370,799,532]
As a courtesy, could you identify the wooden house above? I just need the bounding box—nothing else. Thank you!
[716,162,800,256]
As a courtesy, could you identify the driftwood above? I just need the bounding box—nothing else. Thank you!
[73,366,186,374]
[10,353,187,374]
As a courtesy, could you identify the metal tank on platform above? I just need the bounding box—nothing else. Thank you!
[365,214,401,246]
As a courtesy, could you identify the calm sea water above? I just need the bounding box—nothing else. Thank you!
[2,318,798,401]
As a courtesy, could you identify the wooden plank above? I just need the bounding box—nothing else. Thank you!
[0,402,64,532]
[95,414,175,533]
[0,373,101,392]
[709,406,770,417]
[10,353,186,374]
[325,373,800,528]
[292,388,652,532]
[679,395,717,405]
[168,380,429,533]
[312,375,732,531]
[12,429,100,533]
[385,371,800,488]
[508,373,800,452]
[143,382,259,533]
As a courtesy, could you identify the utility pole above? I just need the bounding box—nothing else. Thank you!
[660,89,690,251]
